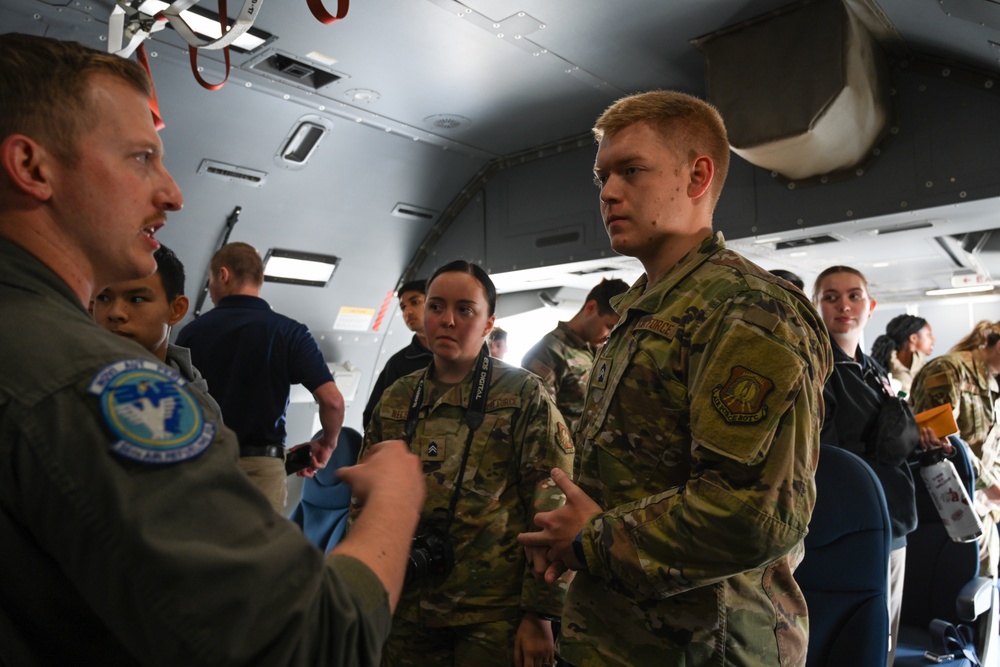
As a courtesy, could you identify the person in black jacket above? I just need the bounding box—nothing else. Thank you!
[814,266,947,666]
[362,279,433,430]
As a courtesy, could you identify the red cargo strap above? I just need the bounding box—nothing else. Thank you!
[189,43,232,91]
[136,43,166,130]
[307,0,349,25]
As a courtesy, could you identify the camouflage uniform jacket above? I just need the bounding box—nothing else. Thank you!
[911,350,1000,488]
[363,360,575,626]
[521,321,595,432]
[559,232,833,667]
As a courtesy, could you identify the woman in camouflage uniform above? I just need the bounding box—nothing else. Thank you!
[911,320,1000,577]
[362,260,575,667]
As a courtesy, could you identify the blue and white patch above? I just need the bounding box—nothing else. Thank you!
[88,359,215,464]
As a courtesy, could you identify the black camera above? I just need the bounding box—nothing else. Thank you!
[406,527,455,584]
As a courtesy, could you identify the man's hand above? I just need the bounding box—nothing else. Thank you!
[332,440,425,612]
[337,440,424,506]
[514,612,554,667]
[297,381,345,477]
[518,468,602,584]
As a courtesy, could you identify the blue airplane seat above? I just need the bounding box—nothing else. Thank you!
[290,427,363,553]
[895,436,998,667]
[797,444,891,667]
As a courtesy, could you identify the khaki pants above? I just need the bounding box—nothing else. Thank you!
[238,455,287,512]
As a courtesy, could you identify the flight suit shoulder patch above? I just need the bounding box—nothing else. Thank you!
[88,359,214,464]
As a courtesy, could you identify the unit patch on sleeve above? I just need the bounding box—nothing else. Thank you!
[556,422,575,453]
[711,365,775,424]
[88,359,215,463]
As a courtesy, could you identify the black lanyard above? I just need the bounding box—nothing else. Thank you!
[405,345,493,531]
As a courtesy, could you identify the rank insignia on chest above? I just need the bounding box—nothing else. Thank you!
[592,360,610,390]
[711,365,774,424]
[423,440,444,461]
[88,359,214,463]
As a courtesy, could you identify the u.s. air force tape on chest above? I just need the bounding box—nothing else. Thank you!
[88,359,215,463]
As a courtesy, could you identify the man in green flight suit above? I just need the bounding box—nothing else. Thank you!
[519,91,833,666]
[0,33,424,666]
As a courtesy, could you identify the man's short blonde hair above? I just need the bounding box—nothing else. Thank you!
[593,91,731,208]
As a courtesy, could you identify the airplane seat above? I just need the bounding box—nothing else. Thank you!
[289,427,363,553]
[895,436,998,667]
[797,444,891,667]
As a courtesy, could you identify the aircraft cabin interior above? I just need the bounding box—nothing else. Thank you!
[4,0,997,435]
[2,0,1000,662]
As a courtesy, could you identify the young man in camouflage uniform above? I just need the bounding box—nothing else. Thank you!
[520,90,832,666]
[521,278,628,433]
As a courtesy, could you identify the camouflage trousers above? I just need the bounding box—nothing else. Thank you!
[382,617,518,667]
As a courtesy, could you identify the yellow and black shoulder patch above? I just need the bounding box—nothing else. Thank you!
[711,365,775,424]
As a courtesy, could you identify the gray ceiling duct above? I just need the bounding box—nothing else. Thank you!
[694,0,891,181]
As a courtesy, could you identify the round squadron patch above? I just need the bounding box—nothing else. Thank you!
[712,365,774,424]
[88,359,215,463]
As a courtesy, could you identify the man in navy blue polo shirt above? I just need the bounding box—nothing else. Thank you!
[177,242,344,512]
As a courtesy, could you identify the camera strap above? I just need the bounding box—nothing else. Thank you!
[405,345,493,533]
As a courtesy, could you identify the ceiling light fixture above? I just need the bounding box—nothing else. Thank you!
[275,115,332,169]
[924,284,995,296]
[263,249,340,287]
[136,0,272,51]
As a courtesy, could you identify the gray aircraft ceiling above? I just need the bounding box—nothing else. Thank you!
[2,0,1000,428]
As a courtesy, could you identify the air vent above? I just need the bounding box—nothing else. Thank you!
[391,203,437,221]
[775,235,840,250]
[873,221,934,235]
[197,160,267,187]
[536,231,580,248]
[245,50,343,90]
[424,114,472,131]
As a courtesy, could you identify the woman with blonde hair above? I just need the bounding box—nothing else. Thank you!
[911,320,1000,577]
